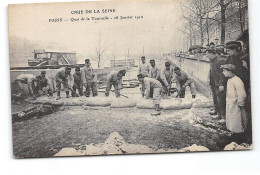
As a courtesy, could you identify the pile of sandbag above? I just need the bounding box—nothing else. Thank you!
[110,98,136,108]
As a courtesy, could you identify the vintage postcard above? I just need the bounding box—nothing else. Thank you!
[8,0,252,158]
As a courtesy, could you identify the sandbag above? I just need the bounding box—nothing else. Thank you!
[193,99,214,108]
[180,99,193,109]
[160,99,181,110]
[84,97,112,107]
[64,101,85,106]
[110,98,136,108]
[136,99,155,109]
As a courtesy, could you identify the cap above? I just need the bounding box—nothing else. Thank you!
[75,67,80,71]
[149,59,155,63]
[220,64,236,71]
[137,73,144,78]
[210,42,215,46]
[174,67,180,71]
[165,62,170,67]
[65,67,72,71]
[119,70,126,76]
[85,59,90,63]
[141,56,145,59]
[41,71,46,75]
[225,41,242,49]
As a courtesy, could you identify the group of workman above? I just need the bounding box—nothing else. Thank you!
[137,57,197,114]
[12,59,127,103]
[12,57,196,113]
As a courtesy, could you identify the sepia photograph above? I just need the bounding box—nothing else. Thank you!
[8,0,252,158]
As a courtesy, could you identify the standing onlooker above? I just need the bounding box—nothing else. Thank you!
[225,41,250,92]
[81,59,98,97]
[206,49,227,122]
[72,67,83,97]
[221,64,249,144]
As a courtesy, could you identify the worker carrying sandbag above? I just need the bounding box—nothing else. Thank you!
[12,74,37,104]
[72,67,83,97]
[160,61,175,96]
[137,73,162,116]
[105,70,126,97]
[55,66,74,100]
[173,67,197,98]
[34,71,53,98]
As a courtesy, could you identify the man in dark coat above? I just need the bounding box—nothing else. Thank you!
[225,41,250,93]
[206,49,227,122]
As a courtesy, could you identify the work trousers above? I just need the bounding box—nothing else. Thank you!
[72,83,83,97]
[105,82,120,97]
[56,79,69,91]
[179,82,197,98]
[211,85,226,119]
[84,82,98,97]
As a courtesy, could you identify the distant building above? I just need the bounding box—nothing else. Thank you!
[110,58,135,67]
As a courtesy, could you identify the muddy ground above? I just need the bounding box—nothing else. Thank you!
[12,101,231,158]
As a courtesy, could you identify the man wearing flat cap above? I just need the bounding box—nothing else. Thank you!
[225,41,250,92]
[206,48,227,120]
[105,69,126,97]
[34,71,53,97]
[81,59,98,97]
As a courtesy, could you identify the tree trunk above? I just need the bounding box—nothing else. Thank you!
[238,0,244,32]
[200,17,204,46]
[220,0,226,44]
[189,22,192,47]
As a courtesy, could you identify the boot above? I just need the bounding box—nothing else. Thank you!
[151,104,161,116]
[66,91,70,98]
[155,104,160,111]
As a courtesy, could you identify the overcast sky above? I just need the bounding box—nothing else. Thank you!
[9,0,184,57]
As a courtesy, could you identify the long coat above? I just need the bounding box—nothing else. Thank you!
[226,76,247,133]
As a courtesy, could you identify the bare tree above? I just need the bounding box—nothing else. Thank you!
[93,32,107,68]
[111,42,117,68]
[180,0,217,46]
